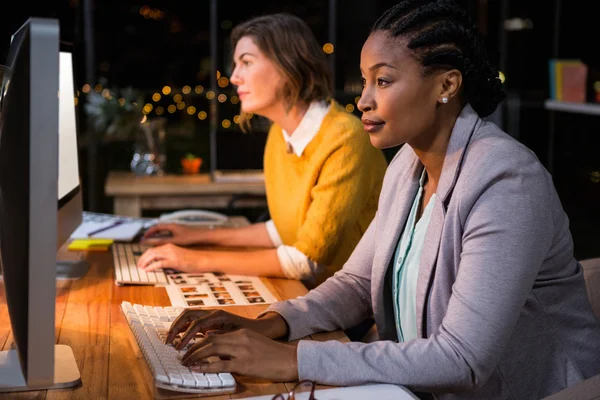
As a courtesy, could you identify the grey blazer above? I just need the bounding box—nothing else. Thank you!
[265,104,600,399]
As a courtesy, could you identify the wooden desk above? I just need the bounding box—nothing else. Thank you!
[0,252,348,399]
[105,171,267,217]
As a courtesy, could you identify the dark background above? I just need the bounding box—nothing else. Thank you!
[1,0,599,259]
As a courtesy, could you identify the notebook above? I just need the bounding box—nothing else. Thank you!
[244,384,418,400]
[69,220,144,242]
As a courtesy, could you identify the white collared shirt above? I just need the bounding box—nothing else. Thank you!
[267,100,330,282]
[282,100,330,156]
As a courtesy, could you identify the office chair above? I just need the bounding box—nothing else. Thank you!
[542,257,600,399]
[579,258,600,319]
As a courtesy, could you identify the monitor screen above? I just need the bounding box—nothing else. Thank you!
[56,50,83,250]
[58,52,79,201]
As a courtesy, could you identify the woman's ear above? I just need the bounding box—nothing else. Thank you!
[438,69,462,104]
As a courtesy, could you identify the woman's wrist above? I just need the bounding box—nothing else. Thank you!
[255,312,289,339]
[190,228,220,245]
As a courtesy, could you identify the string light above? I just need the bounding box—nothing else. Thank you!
[139,5,165,20]
[79,84,270,121]
[217,77,229,88]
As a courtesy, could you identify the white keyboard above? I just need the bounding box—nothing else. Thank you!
[112,243,169,286]
[120,302,237,394]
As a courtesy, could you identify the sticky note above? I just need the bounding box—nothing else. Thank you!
[68,239,114,252]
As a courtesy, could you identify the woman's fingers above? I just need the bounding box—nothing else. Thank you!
[137,245,174,270]
[176,311,234,350]
[141,237,168,246]
[190,359,235,374]
[181,336,239,367]
[136,247,161,269]
[143,223,175,238]
[166,309,210,344]
[179,329,299,382]
[142,224,164,238]
[142,259,167,271]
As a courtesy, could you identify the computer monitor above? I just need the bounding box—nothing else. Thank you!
[212,128,266,182]
[0,17,82,392]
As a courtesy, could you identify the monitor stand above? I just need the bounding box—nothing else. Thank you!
[0,345,81,392]
[56,260,90,280]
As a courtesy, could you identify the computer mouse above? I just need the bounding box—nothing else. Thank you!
[145,230,173,239]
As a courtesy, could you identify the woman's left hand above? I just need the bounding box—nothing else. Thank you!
[181,328,299,382]
[137,243,206,273]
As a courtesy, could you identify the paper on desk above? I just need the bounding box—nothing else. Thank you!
[69,221,144,242]
[242,384,418,400]
[165,272,278,308]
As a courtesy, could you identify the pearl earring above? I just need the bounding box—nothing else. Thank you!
[442,97,449,104]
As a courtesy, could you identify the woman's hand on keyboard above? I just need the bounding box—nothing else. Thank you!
[142,223,200,246]
[167,309,288,349]
[137,243,205,273]
[181,328,299,382]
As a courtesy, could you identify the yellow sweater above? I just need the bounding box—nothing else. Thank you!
[264,100,387,286]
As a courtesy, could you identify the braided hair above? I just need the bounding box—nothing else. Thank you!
[372,0,506,117]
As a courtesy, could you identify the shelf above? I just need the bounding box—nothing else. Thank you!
[544,100,600,116]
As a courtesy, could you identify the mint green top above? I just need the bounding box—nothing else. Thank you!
[392,171,436,342]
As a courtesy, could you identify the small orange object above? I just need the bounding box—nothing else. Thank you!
[181,156,202,174]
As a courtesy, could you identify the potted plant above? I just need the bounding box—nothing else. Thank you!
[181,153,202,174]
